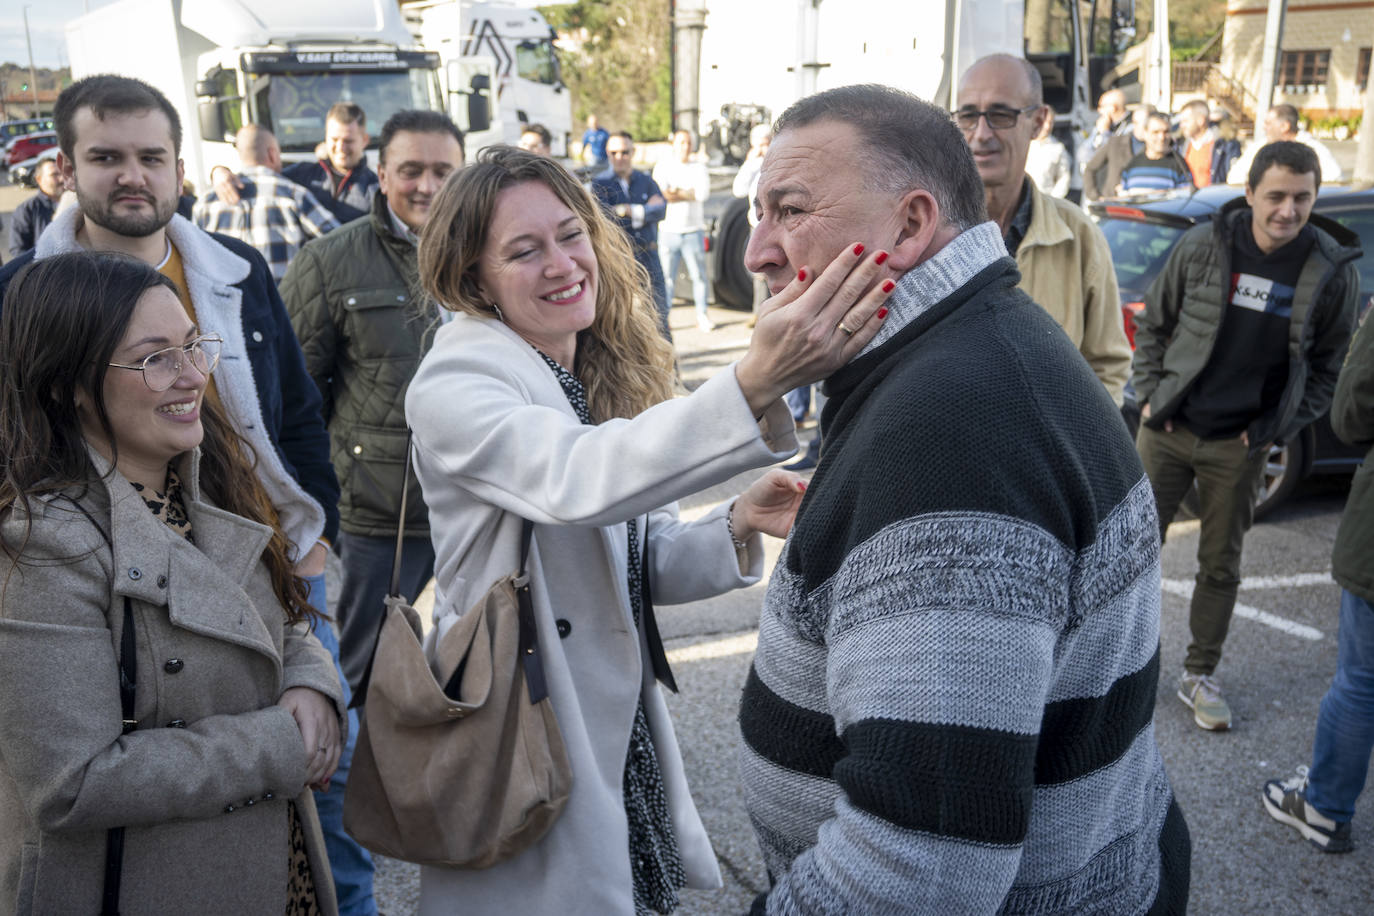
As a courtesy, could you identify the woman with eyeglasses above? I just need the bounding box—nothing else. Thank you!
[0,252,346,915]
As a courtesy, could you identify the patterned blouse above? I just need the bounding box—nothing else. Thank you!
[133,469,321,915]
[536,350,687,915]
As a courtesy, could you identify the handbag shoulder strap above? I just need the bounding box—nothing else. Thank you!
[638,516,677,694]
[357,435,541,708]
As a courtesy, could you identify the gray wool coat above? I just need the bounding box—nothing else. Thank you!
[0,450,344,915]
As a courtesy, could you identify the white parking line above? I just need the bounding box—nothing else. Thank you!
[1160,578,1324,641]
[666,631,758,663]
[1238,572,1335,591]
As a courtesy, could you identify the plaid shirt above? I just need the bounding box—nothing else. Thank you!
[192,167,341,281]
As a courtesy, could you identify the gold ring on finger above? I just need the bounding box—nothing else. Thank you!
[837,321,855,337]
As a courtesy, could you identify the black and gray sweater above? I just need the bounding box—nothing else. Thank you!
[740,224,1190,914]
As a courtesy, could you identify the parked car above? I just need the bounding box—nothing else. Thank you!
[5,131,57,168]
[1090,184,1372,518]
[8,145,58,186]
[0,118,54,148]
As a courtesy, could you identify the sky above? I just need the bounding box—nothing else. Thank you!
[0,0,567,71]
[0,0,116,71]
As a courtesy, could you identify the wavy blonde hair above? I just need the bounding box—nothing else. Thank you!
[418,146,677,421]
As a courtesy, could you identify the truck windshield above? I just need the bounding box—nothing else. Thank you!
[252,70,440,152]
[514,39,560,86]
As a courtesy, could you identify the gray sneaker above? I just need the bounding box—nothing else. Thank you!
[1178,671,1232,730]
[1262,769,1353,853]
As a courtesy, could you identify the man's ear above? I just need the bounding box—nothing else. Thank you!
[57,150,76,192]
[885,188,943,271]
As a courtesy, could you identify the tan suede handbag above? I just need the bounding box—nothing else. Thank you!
[343,439,571,868]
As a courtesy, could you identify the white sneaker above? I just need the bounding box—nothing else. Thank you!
[1178,671,1232,730]
[697,315,717,332]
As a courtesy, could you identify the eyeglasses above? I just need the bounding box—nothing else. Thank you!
[953,104,1041,132]
[108,335,223,392]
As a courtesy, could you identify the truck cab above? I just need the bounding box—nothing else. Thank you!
[403,0,572,156]
[67,0,450,188]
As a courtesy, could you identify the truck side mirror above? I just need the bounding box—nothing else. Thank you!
[198,100,229,143]
[1111,0,1137,53]
[468,94,491,133]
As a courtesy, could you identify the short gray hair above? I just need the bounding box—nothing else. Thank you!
[772,84,987,230]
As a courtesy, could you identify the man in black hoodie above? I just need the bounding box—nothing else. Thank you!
[1133,141,1361,732]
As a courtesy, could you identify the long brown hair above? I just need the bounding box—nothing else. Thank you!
[0,252,315,624]
[417,145,677,421]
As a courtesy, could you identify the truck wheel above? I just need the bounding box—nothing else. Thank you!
[711,197,754,311]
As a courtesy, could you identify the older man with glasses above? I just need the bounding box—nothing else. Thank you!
[956,53,1131,407]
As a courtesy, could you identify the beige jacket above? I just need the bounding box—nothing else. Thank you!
[1015,179,1132,406]
[0,450,343,916]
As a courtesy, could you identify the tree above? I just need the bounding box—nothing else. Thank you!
[540,0,672,142]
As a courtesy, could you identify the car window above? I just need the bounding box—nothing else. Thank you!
[1097,218,1188,299]
[1319,208,1374,310]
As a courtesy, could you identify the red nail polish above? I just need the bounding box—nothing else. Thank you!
[797,268,807,282]
[881,280,895,293]
[797,481,808,491]
[877,307,889,319]
[874,251,889,265]
[853,243,865,257]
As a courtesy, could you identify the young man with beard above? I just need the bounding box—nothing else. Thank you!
[0,74,382,915]
[280,109,464,703]
[1133,142,1360,732]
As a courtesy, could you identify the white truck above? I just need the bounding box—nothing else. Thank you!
[64,0,490,190]
[699,0,1134,307]
[402,0,574,156]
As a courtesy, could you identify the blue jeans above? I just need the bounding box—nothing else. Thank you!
[636,248,671,340]
[302,572,378,916]
[1306,588,1374,823]
[659,229,710,319]
[785,386,812,423]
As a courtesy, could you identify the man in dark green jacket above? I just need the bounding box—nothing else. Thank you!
[281,110,464,699]
[1133,141,1361,732]
[1262,303,1374,853]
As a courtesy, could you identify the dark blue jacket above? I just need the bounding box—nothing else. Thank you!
[0,231,341,545]
[590,169,668,312]
[7,193,55,259]
[282,160,379,225]
[1210,137,1243,186]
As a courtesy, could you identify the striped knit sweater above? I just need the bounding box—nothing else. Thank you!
[739,225,1190,915]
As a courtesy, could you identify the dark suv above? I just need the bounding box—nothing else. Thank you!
[1089,184,1371,518]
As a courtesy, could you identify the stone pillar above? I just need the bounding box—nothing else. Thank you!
[1353,63,1374,187]
[1256,2,1288,117]
[674,0,709,143]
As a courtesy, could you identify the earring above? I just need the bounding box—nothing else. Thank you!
[491,303,505,322]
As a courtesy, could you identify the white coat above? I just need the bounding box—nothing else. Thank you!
[404,314,797,914]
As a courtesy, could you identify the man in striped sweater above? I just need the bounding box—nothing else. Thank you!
[738,84,1191,914]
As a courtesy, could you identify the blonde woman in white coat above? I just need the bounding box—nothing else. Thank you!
[408,147,894,914]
